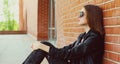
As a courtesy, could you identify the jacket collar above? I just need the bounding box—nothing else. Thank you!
[78,29,99,39]
[83,29,99,39]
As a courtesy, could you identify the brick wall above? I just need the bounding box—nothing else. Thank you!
[37,0,49,40]
[55,0,120,64]
[25,0,49,40]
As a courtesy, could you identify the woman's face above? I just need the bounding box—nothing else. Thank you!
[78,8,87,25]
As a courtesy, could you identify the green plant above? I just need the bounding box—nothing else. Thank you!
[0,0,19,31]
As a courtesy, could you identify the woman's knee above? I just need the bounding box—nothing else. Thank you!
[23,49,48,64]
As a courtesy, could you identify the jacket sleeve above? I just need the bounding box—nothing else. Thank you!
[48,41,76,59]
[48,33,85,59]
[49,33,101,60]
[67,34,101,60]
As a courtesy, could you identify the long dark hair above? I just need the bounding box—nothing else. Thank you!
[84,5,105,63]
[84,5,105,37]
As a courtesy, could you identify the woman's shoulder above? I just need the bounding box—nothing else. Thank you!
[89,30,102,37]
[89,30,104,41]
[78,29,103,39]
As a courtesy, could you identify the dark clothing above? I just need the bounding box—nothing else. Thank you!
[23,29,104,64]
[23,49,48,64]
[48,29,104,64]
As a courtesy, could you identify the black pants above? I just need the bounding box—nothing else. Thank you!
[23,49,47,64]
[23,49,67,64]
[23,41,67,64]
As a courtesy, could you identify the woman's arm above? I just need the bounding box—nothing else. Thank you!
[31,33,85,59]
[49,34,102,60]
[39,43,50,53]
[48,41,76,59]
[31,41,50,52]
[32,40,76,60]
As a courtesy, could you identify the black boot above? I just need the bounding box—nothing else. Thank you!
[23,49,47,64]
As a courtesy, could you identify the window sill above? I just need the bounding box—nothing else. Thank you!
[0,31,27,34]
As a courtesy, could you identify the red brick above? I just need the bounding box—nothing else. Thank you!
[63,22,80,27]
[104,51,119,62]
[37,0,49,40]
[64,37,77,44]
[105,43,120,53]
[102,1,115,10]
[105,27,120,34]
[95,0,103,4]
[105,36,120,43]
[115,0,120,7]
[63,27,84,33]
[104,8,120,18]
[64,32,80,38]
[103,59,116,64]
[104,18,120,26]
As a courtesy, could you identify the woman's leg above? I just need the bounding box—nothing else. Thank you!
[46,56,68,64]
[23,41,54,64]
[40,41,68,64]
[23,49,47,64]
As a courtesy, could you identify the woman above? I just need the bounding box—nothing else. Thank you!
[23,4,105,64]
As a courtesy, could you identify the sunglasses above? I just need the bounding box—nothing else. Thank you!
[79,11,84,18]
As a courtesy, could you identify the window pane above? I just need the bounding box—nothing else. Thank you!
[0,0,19,31]
[48,0,56,44]
[52,30,56,40]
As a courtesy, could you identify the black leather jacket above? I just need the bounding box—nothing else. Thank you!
[49,30,104,64]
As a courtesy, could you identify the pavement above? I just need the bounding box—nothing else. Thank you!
[0,34,48,64]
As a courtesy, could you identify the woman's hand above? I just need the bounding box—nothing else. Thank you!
[31,41,50,53]
[31,41,40,50]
